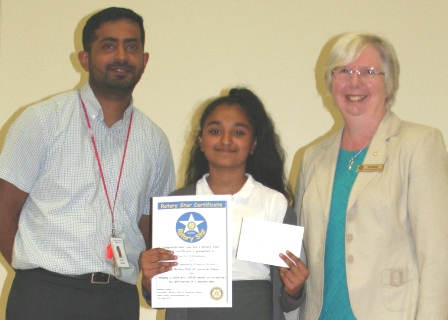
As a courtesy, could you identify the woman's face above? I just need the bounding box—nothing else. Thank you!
[199,104,256,172]
[331,45,388,121]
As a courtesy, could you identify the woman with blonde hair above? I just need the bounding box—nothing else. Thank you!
[295,32,448,319]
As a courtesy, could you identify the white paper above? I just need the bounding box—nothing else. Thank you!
[236,217,304,268]
[151,195,233,308]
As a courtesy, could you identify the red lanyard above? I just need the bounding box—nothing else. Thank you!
[78,91,133,236]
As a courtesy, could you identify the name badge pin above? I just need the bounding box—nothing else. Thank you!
[357,164,384,172]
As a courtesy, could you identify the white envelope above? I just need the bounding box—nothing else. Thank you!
[236,217,304,268]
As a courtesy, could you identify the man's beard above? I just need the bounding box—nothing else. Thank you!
[89,62,143,92]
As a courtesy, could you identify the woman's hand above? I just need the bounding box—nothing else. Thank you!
[140,248,178,295]
[278,250,309,299]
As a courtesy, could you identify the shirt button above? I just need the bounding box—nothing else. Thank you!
[346,234,353,242]
[347,213,355,222]
[347,255,354,264]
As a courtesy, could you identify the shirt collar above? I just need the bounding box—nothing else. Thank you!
[196,173,255,199]
[79,83,135,124]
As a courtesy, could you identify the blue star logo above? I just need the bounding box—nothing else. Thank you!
[176,212,208,243]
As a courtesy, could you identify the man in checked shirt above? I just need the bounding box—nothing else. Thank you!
[0,7,175,320]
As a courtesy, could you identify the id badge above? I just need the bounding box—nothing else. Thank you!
[109,237,130,268]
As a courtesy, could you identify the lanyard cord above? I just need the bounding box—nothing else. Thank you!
[78,91,133,236]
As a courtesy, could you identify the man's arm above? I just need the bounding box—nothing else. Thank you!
[0,179,29,265]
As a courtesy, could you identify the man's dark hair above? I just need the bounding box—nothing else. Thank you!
[82,7,145,52]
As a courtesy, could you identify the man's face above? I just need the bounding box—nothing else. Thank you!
[79,19,149,93]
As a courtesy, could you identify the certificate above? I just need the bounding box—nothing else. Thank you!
[151,195,233,308]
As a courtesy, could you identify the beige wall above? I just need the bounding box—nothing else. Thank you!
[1,1,447,319]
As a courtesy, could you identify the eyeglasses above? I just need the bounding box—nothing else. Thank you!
[332,67,385,81]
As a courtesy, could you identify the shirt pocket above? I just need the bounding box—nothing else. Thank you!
[381,268,418,311]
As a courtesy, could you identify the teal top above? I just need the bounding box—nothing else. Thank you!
[318,148,367,320]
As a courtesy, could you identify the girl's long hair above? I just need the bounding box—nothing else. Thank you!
[185,88,292,203]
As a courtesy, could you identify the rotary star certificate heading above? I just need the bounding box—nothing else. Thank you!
[151,195,233,308]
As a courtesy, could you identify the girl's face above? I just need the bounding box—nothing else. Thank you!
[199,104,256,172]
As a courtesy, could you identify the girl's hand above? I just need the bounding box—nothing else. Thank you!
[140,248,178,295]
[278,250,309,299]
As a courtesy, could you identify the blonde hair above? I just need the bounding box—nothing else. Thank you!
[325,32,400,108]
